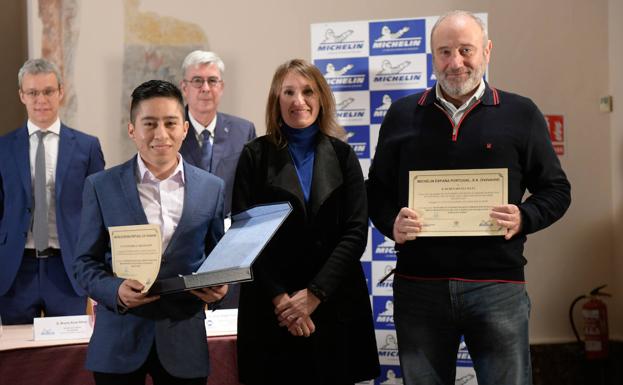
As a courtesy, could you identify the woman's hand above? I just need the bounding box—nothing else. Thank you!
[272,290,321,337]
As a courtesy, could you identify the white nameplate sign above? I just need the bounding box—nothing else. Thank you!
[33,315,94,341]
[204,309,238,337]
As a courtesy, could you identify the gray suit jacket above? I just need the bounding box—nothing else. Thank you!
[180,109,255,214]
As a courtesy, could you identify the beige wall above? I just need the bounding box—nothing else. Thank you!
[27,0,620,342]
[609,0,623,341]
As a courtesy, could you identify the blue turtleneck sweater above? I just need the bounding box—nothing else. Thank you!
[283,124,319,203]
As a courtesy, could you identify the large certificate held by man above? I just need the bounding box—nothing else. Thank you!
[408,168,508,237]
[149,202,292,295]
[109,224,162,293]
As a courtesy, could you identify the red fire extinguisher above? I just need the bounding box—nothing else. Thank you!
[569,284,611,360]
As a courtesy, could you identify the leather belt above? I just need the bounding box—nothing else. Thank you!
[23,248,61,258]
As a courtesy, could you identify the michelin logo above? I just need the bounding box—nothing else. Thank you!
[345,131,367,155]
[457,340,473,363]
[336,97,365,119]
[381,369,403,384]
[375,235,396,254]
[323,28,353,43]
[376,299,394,324]
[371,90,417,124]
[373,25,422,49]
[378,334,399,358]
[324,63,365,86]
[374,59,421,83]
[376,265,395,289]
[378,59,411,74]
[373,94,392,118]
[427,54,437,87]
[326,62,354,76]
[455,374,476,385]
[378,25,410,40]
[336,97,355,109]
[318,28,365,51]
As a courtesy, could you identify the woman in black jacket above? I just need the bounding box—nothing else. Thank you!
[232,59,379,385]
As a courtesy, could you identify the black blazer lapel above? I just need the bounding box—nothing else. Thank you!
[267,143,307,216]
[309,135,343,218]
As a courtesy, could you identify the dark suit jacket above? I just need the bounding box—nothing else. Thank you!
[73,157,225,378]
[0,123,104,296]
[232,134,380,385]
[180,109,255,214]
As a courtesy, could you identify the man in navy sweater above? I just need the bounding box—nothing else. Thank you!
[367,10,571,385]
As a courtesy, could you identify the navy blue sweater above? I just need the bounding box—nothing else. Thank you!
[367,84,571,281]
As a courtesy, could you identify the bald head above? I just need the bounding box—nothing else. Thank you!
[431,11,488,52]
[430,10,492,105]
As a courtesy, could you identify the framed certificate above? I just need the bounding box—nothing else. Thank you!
[408,168,508,236]
[150,202,292,295]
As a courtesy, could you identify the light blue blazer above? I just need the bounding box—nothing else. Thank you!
[73,156,224,377]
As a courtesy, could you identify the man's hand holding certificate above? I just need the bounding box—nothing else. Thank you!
[108,224,163,309]
[400,168,519,239]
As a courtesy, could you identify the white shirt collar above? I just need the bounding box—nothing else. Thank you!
[27,118,61,136]
[188,111,217,138]
[136,152,185,184]
[436,79,486,111]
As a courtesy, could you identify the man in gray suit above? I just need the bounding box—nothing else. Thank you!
[179,51,255,309]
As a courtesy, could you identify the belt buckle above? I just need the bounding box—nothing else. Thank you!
[36,249,50,258]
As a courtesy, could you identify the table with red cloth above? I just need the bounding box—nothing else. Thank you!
[0,325,242,385]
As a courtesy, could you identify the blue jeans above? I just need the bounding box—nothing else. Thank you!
[393,277,532,385]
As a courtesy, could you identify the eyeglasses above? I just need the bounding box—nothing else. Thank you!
[183,76,223,89]
[21,88,60,99]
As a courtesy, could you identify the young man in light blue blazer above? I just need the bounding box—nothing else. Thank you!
[74,80,227,384]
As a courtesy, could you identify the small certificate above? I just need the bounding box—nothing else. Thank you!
[109,224,162,293]
[408,168,508,237]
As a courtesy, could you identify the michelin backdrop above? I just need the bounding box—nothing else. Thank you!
[311,13,487,385]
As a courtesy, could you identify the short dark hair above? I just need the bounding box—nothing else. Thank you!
[130,80,185,123]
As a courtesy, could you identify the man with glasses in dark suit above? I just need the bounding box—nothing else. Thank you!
[0,58,105,324]
[179,50,256,308]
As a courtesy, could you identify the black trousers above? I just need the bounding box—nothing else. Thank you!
[93,343,207,385]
